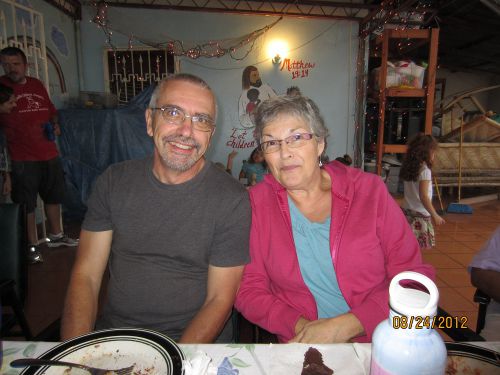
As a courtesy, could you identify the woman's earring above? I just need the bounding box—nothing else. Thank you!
[319,157,323,167]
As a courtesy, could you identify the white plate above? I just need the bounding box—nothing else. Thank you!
[446,342,500,375]
[20,328,184,375]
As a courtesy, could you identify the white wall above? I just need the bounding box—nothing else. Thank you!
[14,0,81,107]
[78,5,359,173]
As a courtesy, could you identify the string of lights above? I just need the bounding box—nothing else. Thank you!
[354,0,433,165]
[91,1,282,59]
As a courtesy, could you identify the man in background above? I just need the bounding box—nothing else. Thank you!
[61,74,251,343]
[469,226,500,340]
[0,47,78,263]
[0,83,16,202]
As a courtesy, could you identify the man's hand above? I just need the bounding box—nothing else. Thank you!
[2,172,11,195]
[289,313,364,343]
[53,122,61,136]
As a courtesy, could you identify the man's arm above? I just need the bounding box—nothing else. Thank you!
[179,264,244,343]
[60,229,112,340]
[2,171,11,195]
[470,268,500,302]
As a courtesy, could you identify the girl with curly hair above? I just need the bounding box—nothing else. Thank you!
[399,133,445,248]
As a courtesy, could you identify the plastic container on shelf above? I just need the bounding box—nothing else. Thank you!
[372,60,427,90]
[370,271,447,375]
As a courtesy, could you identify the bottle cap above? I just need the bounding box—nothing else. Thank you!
[389,271,439,317]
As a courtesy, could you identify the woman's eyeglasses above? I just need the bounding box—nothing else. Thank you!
[150,105,215,132]
[259,133,314,154]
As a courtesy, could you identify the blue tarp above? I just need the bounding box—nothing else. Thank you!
[58,84,156,220]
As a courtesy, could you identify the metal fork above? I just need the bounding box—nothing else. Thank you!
[10,358,135,375]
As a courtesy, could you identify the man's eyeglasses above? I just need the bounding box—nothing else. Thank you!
[150,105,215,132]
[259,133,314,154]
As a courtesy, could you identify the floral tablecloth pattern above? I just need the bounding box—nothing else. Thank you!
[1,341,371,374]
[2,340,499,374]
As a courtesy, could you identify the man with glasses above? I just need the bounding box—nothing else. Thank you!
[62,74,251,343]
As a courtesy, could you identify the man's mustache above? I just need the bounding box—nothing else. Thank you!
[162,135,200,150]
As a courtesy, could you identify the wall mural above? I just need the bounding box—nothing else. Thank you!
[50,25,69,58]
[226,65,277,150]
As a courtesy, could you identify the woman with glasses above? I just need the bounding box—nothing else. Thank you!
[235,95,434,343]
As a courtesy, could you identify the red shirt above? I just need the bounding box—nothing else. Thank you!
[0,76,58,161]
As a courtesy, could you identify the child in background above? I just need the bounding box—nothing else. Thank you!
[286,86,302,96]
[400,133,445,249]
[239,147,267,186]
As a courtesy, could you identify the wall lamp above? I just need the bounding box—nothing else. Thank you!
[268,39,287,65]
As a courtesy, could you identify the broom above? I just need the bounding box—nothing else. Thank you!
[433,175,445,215]
[447,115,473,214]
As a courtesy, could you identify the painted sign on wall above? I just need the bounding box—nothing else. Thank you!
[280,58,316,80]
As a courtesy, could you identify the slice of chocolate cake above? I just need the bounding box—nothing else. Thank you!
[301,347,334,375]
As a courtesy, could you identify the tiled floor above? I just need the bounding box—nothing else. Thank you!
[6,197,500,342]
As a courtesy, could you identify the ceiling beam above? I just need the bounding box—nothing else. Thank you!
[102,0,373,20]
[440,62,500,76]
[440,50,500,66]
[456,34,497,50]
[442,14,500,31]
[43,0,81,20]
[358,0,425,38]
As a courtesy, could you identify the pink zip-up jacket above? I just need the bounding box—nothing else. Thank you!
[235,161,435,343]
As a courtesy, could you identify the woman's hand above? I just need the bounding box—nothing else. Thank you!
[294,316,310,334]
[289,313,364,343]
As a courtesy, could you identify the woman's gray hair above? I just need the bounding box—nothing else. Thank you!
[148,73,218,120]
[254,95,328,142]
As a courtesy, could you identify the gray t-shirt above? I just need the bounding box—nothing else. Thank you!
[83,156,251,341]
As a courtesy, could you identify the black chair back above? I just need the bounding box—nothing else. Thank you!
[0,203,27,300]
[0,203,32,339]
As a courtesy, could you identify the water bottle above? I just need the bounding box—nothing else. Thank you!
[370,271,447,375]
[43,122,55,141]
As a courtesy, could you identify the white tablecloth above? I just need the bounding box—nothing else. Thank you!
[2,340,499,374]
[2,341,370,374]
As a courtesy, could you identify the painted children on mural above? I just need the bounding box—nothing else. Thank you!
[246,88,261,124]
[238,66,277,129]
[400,133,445,249]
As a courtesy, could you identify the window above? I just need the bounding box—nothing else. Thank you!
[105,48,175,103]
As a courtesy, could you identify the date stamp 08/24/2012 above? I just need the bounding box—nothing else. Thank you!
[392,315,468,330]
